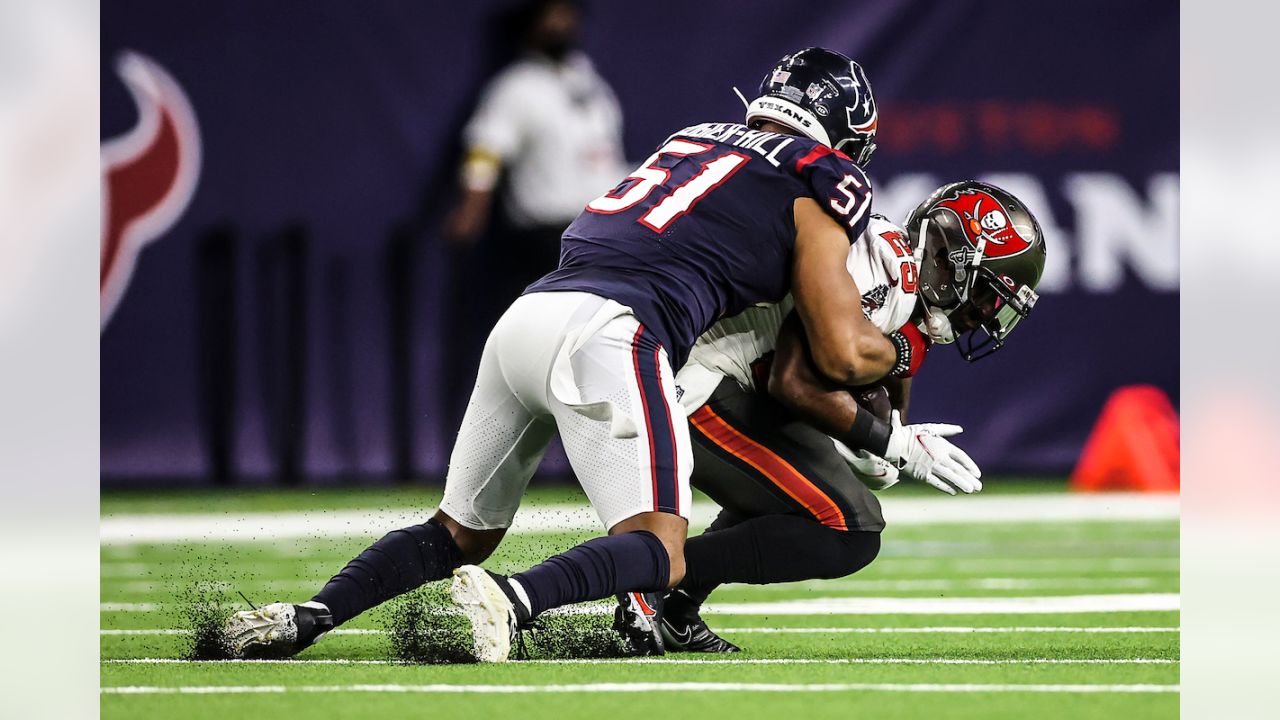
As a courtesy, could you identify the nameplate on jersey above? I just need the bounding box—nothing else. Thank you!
[673,123,794,168]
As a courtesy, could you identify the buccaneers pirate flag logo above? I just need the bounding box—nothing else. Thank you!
[935,189,1032,259]
[100,51,201,329]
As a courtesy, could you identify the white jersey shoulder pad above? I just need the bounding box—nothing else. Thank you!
[847,215,919,334]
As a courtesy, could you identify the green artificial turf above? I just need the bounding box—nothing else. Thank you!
[101,485,1178,719]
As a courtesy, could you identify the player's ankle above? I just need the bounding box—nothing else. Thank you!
[664,588,703,621]
[506,577,534,624]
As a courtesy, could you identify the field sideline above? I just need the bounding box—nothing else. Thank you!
[100,483,1179,719]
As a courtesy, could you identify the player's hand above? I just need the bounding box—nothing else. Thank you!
[884,411,982,495]
[832,439,900,490]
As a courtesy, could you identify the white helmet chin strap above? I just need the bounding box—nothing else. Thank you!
[921,306,956,344]
[912,219,929,266]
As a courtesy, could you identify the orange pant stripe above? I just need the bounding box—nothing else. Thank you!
[689,404,847,531]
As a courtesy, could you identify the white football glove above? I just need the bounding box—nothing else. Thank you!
[883,411,983,495]
[832,439,901,490]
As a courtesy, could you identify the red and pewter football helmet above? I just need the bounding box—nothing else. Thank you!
[904,181,1047,362]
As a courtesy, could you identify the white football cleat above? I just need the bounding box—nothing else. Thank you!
[224,601,332,659]
[449,565,519,663]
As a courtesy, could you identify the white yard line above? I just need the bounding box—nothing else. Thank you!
[718,626,1180,634]
[99,493,1178,545]
[99,557,1182,574]
[102,628,382,636]
[744,577,1162,592]
[696,594,1180,615]
[104,576,1165,596]
[101,682,1180,695]
[877,539,1178,558]
[885,558,1181,573]
[100,563,152,578]
[104,657,1177,666]
[98,593,1180,615]
[102,603,160,612]
[101,626,1179,636]
[112,580,322,594]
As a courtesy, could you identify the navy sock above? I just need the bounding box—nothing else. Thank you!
[312,518,463,625]
[510,531,670,618]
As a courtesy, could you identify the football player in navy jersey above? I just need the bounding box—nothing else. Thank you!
[224,48,954,663]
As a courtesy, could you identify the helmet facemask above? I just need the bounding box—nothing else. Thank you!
[949,265,1038,361]
[834,134,876,166]
[914,217,1039,362]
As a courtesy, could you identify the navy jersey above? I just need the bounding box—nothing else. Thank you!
[526,121,873,368]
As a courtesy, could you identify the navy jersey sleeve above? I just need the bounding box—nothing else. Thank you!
[787,144,875,243]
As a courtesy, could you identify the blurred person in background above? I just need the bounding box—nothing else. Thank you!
[442,0,626,427]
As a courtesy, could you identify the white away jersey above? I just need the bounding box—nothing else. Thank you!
[675,215,918,414]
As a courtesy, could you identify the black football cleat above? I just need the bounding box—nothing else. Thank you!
[659,600,740,653]
[613,591,666,656]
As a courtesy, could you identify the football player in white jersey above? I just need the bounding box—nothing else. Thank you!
[615,181,1047,654]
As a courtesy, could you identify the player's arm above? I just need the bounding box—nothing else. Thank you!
[769,318,980,493]
[883,376,912,423]
[768,310,873,436]
[445,73,523,246]
[790,197,896,386]
[443,149,500,246]
[769,309,980,494]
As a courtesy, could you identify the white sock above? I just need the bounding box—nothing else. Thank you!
[507,577,533,617]
[299,600,329,613]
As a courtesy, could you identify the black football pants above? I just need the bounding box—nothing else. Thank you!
[675,379,884,605]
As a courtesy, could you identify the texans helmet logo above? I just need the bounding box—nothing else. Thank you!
[935,189,1032,258]
[101,51,202,329]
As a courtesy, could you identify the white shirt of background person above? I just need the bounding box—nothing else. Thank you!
[462,50,626,230]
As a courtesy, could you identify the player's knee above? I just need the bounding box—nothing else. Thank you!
[455,531,503,563]
[456,541,493,564]
[433,511,504,563]
[664,546,686,588]
[609,511,688,588]
[819,529,880,579]
[645,529,686,588]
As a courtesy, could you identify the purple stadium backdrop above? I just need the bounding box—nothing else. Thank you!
[100,0,1178,485]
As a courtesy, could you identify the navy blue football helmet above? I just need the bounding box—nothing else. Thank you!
[745,48,878,165]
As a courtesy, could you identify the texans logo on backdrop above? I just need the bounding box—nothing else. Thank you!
[101,51,202,329]
[935,189,1031,259]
